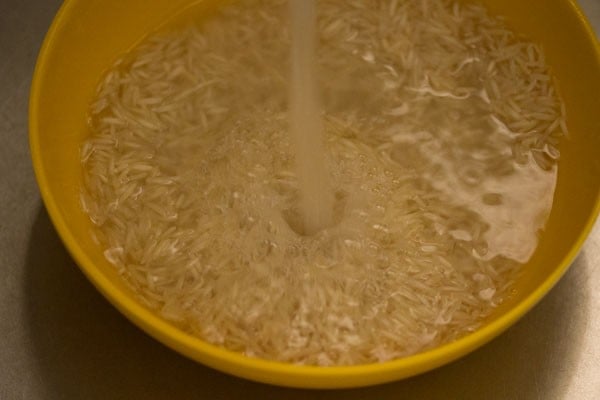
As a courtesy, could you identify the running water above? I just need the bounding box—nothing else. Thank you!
[288,0,333,235]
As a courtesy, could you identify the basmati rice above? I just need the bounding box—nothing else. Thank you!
[81,0,567,365]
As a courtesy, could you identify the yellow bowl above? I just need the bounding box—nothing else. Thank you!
[29,0,600,389]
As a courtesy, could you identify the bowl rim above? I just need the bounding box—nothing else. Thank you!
[28,0,600,388]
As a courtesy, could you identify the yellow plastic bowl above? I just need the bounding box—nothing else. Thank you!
[30,0,600,389]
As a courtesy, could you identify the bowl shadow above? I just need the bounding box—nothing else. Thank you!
[24,206,590,400]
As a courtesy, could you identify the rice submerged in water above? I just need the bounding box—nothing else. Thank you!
[81,0,566,365]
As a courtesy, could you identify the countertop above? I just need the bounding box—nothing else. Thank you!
[1,1,599,398]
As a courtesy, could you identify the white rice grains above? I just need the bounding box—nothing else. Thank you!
[80,0,567,365]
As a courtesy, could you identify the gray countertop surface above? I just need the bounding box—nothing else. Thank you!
[1,1,599,399]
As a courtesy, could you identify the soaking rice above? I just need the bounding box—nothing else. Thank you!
[81,0,567,365]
